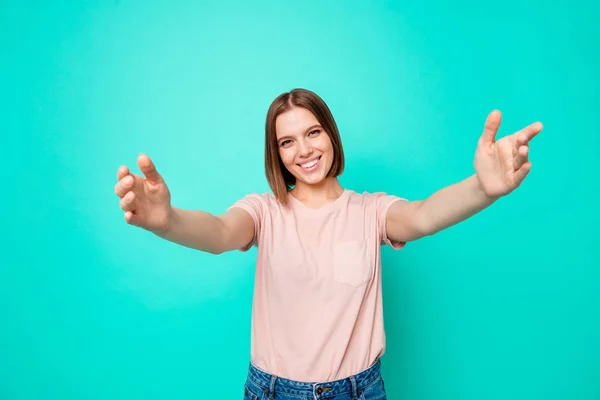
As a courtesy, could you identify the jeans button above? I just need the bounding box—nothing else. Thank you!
[316,387,324,394]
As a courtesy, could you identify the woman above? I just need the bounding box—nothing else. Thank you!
[114,89,542,399]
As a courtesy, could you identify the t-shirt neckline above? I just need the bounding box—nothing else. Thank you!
[287,189,351,216]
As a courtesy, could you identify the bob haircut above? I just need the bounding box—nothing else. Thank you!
[264,88,345,205]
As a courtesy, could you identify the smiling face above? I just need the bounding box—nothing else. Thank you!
[264,88,345,204]
[275,107,335,188]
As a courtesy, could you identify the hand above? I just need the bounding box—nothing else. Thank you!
[114,154,172,233]
[474,110,543,198]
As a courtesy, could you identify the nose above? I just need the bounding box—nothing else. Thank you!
[297,139,313,158]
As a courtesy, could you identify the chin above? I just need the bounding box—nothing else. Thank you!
[294,172,328,186]
[300,178,326,186]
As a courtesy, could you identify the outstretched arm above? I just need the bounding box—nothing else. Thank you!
[386,110,543,243]
[116,154,255,254]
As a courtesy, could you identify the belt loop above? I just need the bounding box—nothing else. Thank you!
[268,374,277,398]
[349,375,358,400]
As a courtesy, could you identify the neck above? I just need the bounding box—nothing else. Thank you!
[290,177,344,204]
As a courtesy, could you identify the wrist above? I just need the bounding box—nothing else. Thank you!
[154,206,175,237]
[472,174,501,203]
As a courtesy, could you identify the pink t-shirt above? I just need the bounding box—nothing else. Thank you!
[229,189,407,382]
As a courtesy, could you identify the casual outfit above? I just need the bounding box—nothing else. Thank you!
[230,189,407,398]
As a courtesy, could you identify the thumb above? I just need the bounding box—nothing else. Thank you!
[137,153,163,184]
[480,109,502,147]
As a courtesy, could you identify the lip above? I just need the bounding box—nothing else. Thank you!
[297,155,322,173]
[297,155,321,167]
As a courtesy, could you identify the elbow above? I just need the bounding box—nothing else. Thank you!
[388,218,430,243]
[204,240,232,254]
[210,221,234,255]
[412,213,434,240]
[206,248,225,255]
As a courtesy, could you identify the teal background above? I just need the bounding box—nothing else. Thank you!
[2,0,599,399]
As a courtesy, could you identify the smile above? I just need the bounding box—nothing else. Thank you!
[298,156,321,171]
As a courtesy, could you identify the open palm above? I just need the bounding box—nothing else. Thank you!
[115,154,172,233]
[474,110,543,198]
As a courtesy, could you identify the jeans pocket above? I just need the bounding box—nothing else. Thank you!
[244,385,259,400]
[360,377,387,400]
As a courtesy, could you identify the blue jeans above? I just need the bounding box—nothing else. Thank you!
[243,359,387,400]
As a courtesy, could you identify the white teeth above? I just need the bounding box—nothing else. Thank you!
[301,159,318,168]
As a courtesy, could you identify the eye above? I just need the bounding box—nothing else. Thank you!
[308,129,321,137]
[280,139,292,147]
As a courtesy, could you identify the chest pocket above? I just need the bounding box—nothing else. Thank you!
[333,240,373,287]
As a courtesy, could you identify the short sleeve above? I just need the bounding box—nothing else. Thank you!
[375,193,409,250]
[227,193,267,252]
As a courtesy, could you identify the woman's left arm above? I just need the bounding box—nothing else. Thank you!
[386,110,543,243]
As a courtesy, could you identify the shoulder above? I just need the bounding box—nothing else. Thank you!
[237,192,275,202]
[232,192,284,213]
[345,190,402,205]
[242,192,278,205]
[345,190,408,217]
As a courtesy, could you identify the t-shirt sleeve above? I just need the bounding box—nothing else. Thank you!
[375,193,409,250]
[227,193,266,252]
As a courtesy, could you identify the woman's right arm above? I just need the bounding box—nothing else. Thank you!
[156,206,254,254]
[116,154,255,254]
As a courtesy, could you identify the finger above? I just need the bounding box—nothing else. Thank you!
[513,161,532,187]
[513,145,529,170]
[511,130,528,153]
[511,134,522,158]
[114,175,134,198]
[138,153,163,184]
[117,165,130,181]
[119,191,136,211]
[518,121,543,142]
[480,110,502,146]
[124,211,141,227]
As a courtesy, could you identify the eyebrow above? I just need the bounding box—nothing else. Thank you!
[278,124,323,142]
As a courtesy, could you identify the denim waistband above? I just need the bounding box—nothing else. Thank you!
[246,359,382,398]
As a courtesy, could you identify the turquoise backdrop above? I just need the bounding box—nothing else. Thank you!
[2,1,599,399]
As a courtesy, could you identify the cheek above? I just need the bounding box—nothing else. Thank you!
[279,148,295,166]
[320,145,334,161]
[318,136,334,153]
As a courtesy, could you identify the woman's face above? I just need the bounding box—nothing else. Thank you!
[275,107,334,188]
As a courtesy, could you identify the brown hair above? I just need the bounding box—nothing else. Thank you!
[265,88,345,205]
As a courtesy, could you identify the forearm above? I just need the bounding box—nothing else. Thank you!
[417,174,499,236]
[155,207,227,254]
